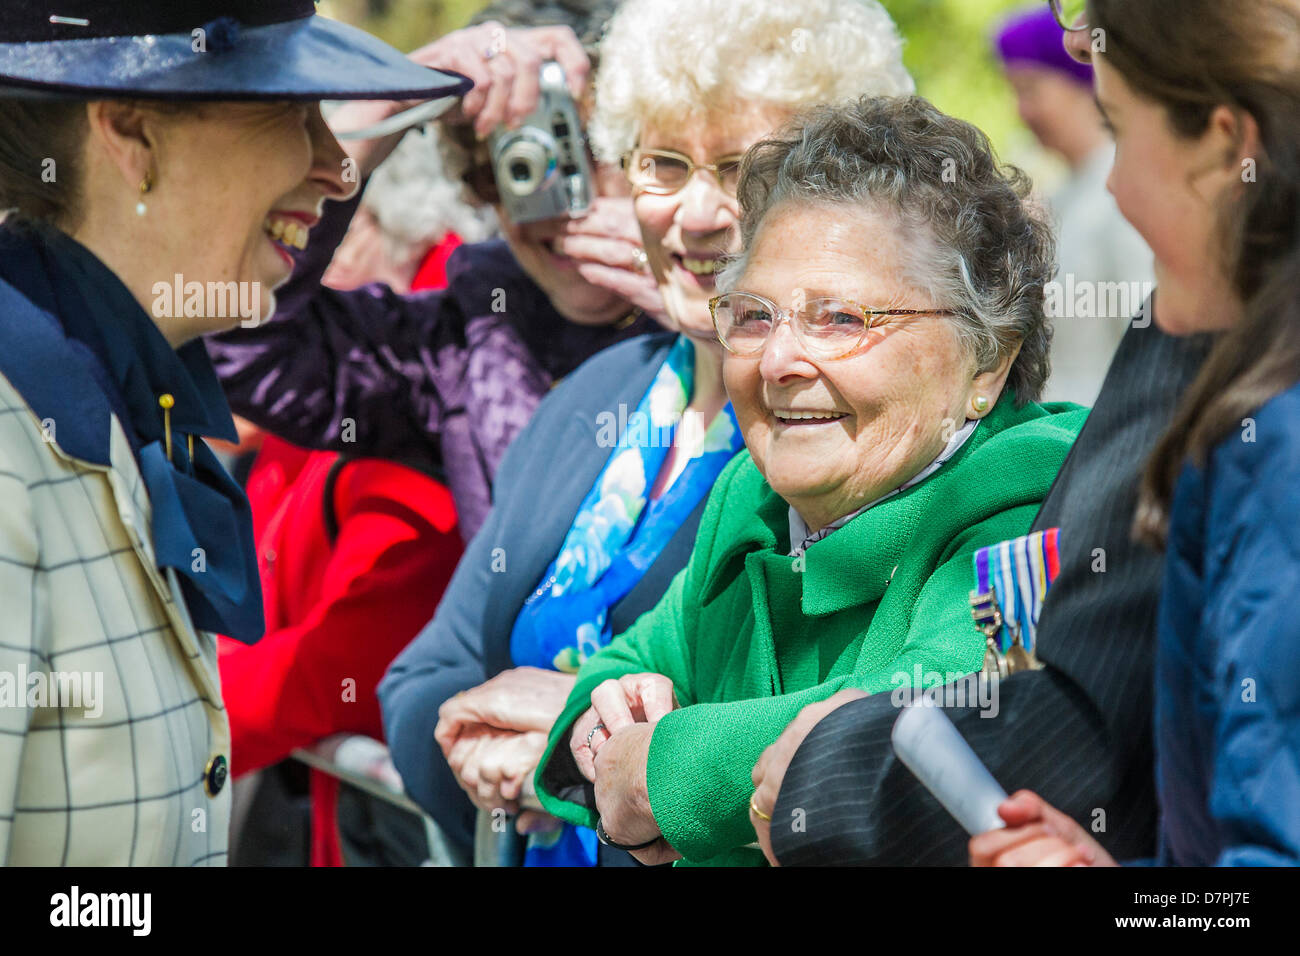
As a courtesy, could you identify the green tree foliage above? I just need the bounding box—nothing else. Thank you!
[321,0,488,51]
[886,0,1041,155]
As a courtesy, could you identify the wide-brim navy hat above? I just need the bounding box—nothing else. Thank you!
[0,0,471,103]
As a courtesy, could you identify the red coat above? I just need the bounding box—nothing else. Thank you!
[218,435,461,864]
[410,232,463,292]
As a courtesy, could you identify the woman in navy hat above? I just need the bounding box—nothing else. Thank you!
[0,0,466,865]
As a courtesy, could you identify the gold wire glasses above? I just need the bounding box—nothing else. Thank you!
[622,147,744,195]
[709,291,958,360]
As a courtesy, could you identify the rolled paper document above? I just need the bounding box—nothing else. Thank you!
[891,701,1008,835]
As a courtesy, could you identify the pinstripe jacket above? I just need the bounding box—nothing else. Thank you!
[0,277,231,866]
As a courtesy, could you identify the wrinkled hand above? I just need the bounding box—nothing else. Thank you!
[969,790,1118,867]
[445,725,546,815]
[593,723,681,865]
[555,198,667,323]
[409,22,591,140]
[569,672,678,782]
[435,667,575,759]
[750,688,867,866]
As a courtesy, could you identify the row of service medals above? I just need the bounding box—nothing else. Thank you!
[969,529,1061,677]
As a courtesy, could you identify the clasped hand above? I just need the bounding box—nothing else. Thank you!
[435,666,575,834]
[568,672,682,864]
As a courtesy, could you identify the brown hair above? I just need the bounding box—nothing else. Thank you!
[0,98,89,228]
[1093,0,1300,546]
[0,99,212,231]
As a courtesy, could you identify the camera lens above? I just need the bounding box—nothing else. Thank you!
[495,138,552,197]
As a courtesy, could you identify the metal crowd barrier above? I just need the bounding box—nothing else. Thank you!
[293,734,761,866]
[470,780,545,867]
[291,734,462,866]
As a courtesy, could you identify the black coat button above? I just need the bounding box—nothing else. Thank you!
[204,754,228,797]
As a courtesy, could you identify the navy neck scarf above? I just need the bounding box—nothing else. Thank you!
[0,221,264,644]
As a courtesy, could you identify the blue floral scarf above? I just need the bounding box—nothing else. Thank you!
[510,334,744,866]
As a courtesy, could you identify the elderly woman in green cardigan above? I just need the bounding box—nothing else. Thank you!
[534,96,1088,866]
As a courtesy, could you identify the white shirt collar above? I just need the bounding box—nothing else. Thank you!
[787,417,980,556]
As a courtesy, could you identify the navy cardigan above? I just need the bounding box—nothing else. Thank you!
[378,332,706,856]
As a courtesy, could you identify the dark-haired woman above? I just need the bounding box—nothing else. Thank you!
[0,2,465,865]
[972,0,1300,867]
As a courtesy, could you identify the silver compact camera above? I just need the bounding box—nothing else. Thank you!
[488,61,593,224]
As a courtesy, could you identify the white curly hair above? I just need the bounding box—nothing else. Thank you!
[360,128,498,267]
[589,0,915,163]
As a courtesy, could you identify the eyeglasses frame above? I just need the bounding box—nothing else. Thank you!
[708,290,959,360]
[1048,0,1090,32]
[622,147,746,195]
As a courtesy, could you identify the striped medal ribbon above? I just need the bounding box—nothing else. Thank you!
[969,529,1060,674]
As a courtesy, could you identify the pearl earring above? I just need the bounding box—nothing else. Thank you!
[136,170,153,216]
[972,395,990,414]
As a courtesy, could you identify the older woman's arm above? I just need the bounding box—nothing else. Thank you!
[533,565,697,814]
[532,451,735,830]
[538,497,1042,863]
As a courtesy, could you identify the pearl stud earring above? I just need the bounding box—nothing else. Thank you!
[136,170,153,216]
[972,395,990,414]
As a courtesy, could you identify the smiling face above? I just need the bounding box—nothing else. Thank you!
[724,202,1009,531]
[633,105,792,347]
[152,102,355,331]
[1090,52,1244,334]
[77,100,356,342]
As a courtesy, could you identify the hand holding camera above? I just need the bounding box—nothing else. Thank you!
[486,58,593,223]
[558,198,669,323]
[409,21,591,142]
[331,22,592,182]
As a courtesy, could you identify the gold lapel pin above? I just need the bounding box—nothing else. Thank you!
[158,394,196,466]
[158,394,175,463]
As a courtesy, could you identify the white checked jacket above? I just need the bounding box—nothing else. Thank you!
[0,369,230,865]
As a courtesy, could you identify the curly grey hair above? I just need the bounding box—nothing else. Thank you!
[361,128,498,266]
[720,95,1055,404]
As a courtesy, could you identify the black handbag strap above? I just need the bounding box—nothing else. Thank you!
[321,455,352,547]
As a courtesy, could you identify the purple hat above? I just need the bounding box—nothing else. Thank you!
[995,6,1093,86]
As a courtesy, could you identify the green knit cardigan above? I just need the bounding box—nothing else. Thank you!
[535,394,1087,865]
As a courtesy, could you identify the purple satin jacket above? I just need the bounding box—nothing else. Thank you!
[206,192,655,540]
